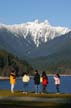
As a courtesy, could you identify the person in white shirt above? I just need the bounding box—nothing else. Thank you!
[22,72,30,94]
[53,73,60,93]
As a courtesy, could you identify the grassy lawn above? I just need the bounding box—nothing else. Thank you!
[0,90,71,108]
[0,90,71,98]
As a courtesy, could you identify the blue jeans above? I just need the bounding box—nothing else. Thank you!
[56,84,60,93]
[34,84,40,93]
[23,82,29,92]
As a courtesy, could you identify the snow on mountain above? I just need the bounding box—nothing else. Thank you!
[0,19,70,47]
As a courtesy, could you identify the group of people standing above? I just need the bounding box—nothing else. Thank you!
[34,70,48,94]
[9,70,60,94]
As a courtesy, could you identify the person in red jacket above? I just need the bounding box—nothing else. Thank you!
[41,71,48,93]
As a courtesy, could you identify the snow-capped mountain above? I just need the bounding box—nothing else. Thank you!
[0,19,71,58]
[0,19,70,47]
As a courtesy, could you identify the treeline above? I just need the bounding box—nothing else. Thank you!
[30,50,71,75]
[47,61,71,74]
[46,50,71,74]
[0,50,33,77]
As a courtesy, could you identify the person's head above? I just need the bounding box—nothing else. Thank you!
[42,71,46,76]
[23,72,28,76]
[56,73,60,78]
[35,69,38,73]
[11,70,15,74]
[10,70,15,76]
[34,69,39,75]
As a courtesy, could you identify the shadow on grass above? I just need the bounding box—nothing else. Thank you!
[0,101,71,108]
[0,104,71,108]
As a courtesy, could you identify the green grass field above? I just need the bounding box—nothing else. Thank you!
[0,90,71,108]
[0,90,71,97]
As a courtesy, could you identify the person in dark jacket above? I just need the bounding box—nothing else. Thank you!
[34,70,40,94]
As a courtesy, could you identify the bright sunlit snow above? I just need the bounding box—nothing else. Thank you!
[0,20,70,47]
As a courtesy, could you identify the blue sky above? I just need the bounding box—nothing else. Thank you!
[0,0,71,28]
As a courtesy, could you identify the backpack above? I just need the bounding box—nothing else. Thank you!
[42,76,48,86]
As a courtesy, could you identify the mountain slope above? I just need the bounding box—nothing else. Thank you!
[0,20,70,58]
[28,31,71,57]
[0,27,36,57]
[28,33,71,74]
[0,20,71,74]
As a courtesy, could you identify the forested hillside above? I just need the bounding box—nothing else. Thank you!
[0,50,33,76]
[29,39,71,74]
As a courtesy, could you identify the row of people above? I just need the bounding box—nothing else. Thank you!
[9,70,60,94]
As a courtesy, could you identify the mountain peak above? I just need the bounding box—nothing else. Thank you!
[0,20,70,47]
[34,19,40,24]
